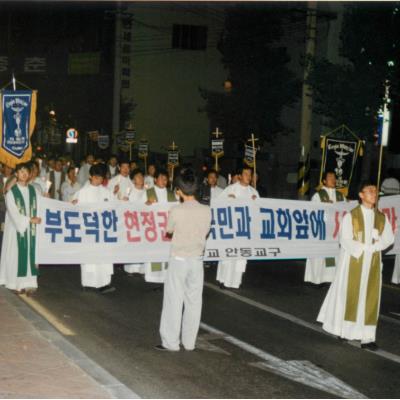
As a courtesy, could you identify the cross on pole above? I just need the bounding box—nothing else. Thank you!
[211,127,223,171]
[168,141,178,189]
[212,127,223,139]
[247,133,259,189]
[169,141,178,151]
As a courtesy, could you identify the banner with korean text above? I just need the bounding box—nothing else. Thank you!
[36,196,400,264]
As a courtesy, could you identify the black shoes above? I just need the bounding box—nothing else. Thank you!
[361,342,379,351]
[98,285,116,294]
[155,344,169,351]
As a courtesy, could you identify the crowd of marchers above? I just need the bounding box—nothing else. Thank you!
[0,154,398,352]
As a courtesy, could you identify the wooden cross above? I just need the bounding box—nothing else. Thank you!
[169,141,178,151]
[212,127,223,139]
[247,133,259,189]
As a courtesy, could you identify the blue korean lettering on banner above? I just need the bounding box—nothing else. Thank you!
[64,211,82,243]
[2,90,32,157]
[259,207,326,241]
[234,206,251,239]
[83,212,100,242]
[260,208,275,239]
[101,210,118,242]
[217,207,234,239]
[44,209,63,242]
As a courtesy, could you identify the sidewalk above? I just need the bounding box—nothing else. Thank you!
[0,287,138,399]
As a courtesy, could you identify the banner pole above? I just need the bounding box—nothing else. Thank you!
[376,143,384,210]
[12,74,16,91]
[252,133,257,190]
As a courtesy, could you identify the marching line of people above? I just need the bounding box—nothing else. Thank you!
[0,154,398,352]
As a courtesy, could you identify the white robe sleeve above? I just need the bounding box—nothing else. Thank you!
[340,212,364,259]
[218,185,235,199]
[5,191,30,234]
[373,215,395,252]
[311,192,321,203]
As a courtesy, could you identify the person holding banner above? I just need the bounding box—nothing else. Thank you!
[198,169,223,205]
[108,159,134,200]
[144,169,178,283]
[216,165,259,289]
[0,162,41,294]
[305,171,346,285]
[124,168,147,275]
[157,169,211,351]
[317,181,394,350]
[72,164,115,294]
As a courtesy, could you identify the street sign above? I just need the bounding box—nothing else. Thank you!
[66,128,78,144]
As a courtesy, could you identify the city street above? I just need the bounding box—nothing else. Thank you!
[14,256,400,398]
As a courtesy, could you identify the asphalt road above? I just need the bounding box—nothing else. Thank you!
[18,257,400,398]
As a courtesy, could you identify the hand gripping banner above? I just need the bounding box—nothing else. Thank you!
[0,90,37,168]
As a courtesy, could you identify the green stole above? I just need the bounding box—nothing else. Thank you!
[344,205,385,326]
[318,188,345,267]
[11,184,38,277]
[146,186,176,272]
[146,187,176,203]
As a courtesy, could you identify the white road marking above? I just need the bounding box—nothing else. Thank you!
[204,282,400,365]
[200,322,366,399]
[19,294,76,336]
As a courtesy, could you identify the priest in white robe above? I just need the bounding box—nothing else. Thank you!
[217,166,259,289]
[73,164,115,294]
[107,159,135,200]
[124,168,147,275]
[317,182,394,350]
[305,171,346,285]
[0,162,42,294]
[144,169,178,283]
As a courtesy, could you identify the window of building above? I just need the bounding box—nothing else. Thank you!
[122,67,130,77]
[172,24,207,50]
[121,79,130,88]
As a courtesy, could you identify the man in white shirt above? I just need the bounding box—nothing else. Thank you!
[61,167,81,202]
[73,164,115,294]
[77,154,94,186]
[198,169,223,205]
[107,155,119,179]
[108,159,135,200]
[217,166,259,289]
[124,169,146,275]
[304,171,346,285]
[144,164,156,190]
[47,159,66,200]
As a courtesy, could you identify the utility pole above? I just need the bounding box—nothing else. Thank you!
[298,1,317,200]
[112,3,122,154]
[299,1,317,157]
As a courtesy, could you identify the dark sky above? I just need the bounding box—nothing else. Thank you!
[0,2,116,138]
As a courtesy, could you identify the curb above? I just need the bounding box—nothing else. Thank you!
[1,288,141,399]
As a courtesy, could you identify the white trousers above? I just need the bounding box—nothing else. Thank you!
[216,260,247,288]
[392,254,400,284]
[160,257,204,351]
[81,264,113,288]
[124,263,145,274]
[304,257,336,284]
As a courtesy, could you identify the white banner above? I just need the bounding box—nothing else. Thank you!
[35,196,400,265]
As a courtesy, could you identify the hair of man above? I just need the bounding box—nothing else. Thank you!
[175,168,198,196]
